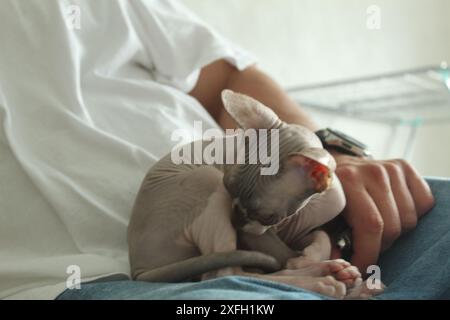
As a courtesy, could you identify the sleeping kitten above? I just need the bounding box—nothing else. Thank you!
[127,90,383,299]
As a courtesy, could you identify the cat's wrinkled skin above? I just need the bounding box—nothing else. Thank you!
[127,90,384,299]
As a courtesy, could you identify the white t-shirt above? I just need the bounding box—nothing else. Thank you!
[0,0,255,299]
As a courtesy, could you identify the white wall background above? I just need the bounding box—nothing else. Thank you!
[184,0,450,177]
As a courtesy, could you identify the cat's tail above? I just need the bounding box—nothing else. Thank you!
[133,250,281,282]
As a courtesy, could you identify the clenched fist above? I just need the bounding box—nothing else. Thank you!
[331,152,435,272]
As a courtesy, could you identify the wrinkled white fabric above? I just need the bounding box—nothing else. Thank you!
[0,0,255,299]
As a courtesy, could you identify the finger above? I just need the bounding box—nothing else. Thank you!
[394,159,435,217]
[339,176,383,273]
[363,164,401,251]
[384,161,417,233]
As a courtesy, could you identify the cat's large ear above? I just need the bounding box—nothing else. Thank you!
[287,148,336,192]
[221,89,283,129]
[289,148,336,171]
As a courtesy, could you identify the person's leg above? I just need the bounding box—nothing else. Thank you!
[376,177,450,299]
[57,177,450,300]
[56,276,329,300]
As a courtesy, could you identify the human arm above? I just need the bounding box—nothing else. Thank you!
[189,59,318,131]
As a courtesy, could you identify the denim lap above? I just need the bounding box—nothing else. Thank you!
[57,178,450,300]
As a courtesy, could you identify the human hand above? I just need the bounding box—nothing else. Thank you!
[330,151,435,272]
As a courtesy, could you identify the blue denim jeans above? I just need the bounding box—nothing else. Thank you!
[57,178,450,300]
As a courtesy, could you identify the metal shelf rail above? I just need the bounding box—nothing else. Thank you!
[287,63,450,159]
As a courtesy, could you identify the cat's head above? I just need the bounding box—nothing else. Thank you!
[221,90,336,234]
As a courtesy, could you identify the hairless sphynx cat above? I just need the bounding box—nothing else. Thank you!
[127,90,384,299]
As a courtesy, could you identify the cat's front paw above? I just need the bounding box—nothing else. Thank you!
[286,257,361,288]
[327,259,362,288]
[311,275,347,299]
[345,280,386,299]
